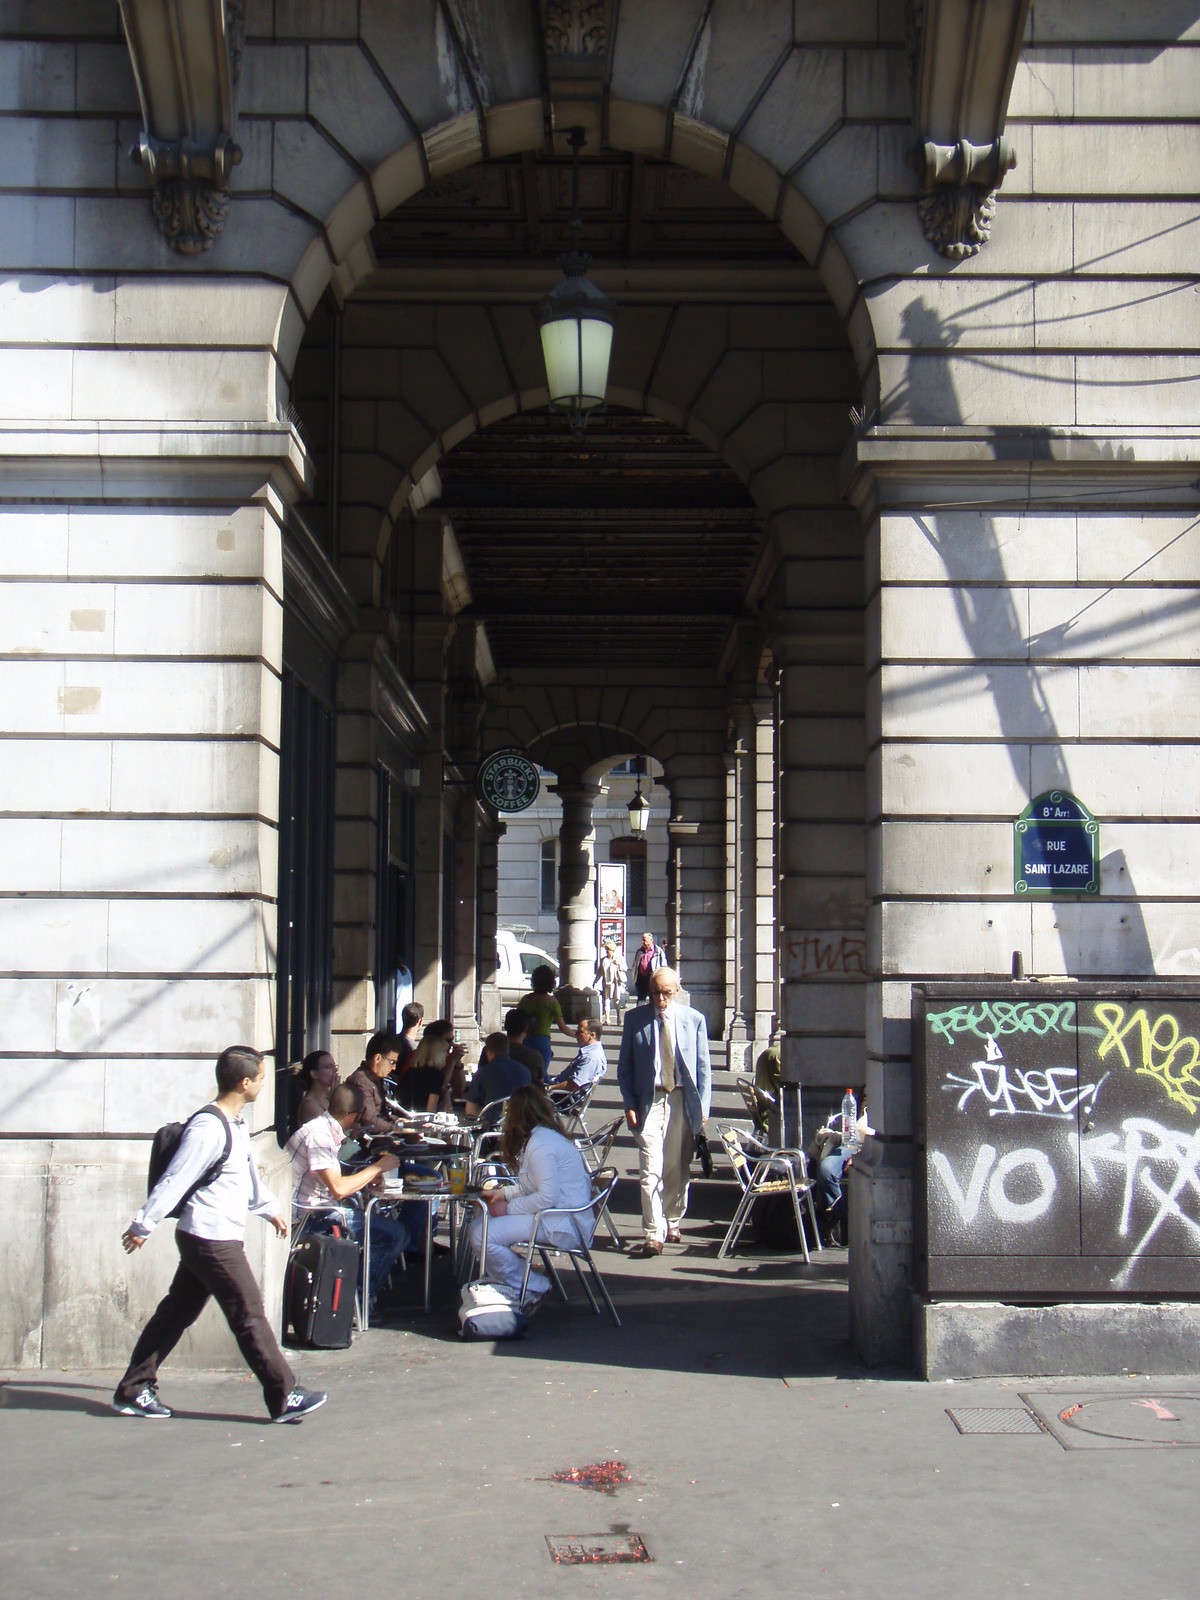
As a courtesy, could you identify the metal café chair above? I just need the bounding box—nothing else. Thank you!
[575,1114,626,1249]
[714,1123,822,1265]
[467,1097,511,1183]
[514,1167,622,1327]
[550,1079,597,1144]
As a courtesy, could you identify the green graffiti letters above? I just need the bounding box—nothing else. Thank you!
[927,1000,1089,1046]
[1093,1003,1200,1117]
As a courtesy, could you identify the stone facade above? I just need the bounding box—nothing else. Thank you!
[0,0,1197,1371]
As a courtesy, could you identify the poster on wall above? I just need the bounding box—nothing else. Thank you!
[598,862,627,917]
[599,917,626,955]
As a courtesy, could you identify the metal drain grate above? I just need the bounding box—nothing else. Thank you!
[546,1533,651,1565]
[947,1406,1045,1435]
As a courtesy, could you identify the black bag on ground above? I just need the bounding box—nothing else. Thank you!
[146,1106,232,1218]
[286,1235,359,1349]
[753,1193,821,1250]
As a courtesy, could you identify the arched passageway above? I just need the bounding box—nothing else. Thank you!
[286,145,867,1125]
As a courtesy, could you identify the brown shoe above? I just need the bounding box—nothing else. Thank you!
[630,1239,663,1258]
[665,1228,683,1244]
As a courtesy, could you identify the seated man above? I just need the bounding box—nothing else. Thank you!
[504,1009,546,1084]
[285,1084,417,1310]
[548,1018,607,1094]
[345,1031,402,1136]
[465,1032,532,1122]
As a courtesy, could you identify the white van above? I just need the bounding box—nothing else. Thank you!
[495,929,559,1009]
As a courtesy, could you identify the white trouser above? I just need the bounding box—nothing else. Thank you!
[468,1211,593,1296]
[634,1087,694,1242]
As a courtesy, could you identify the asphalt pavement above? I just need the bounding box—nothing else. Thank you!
[2,1066,1195,1599]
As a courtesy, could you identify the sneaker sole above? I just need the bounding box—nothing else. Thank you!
[111,1403,171,1418]
[272,1393,328,1424]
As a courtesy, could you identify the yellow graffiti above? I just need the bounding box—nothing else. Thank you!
[1094,1003,1200,1117]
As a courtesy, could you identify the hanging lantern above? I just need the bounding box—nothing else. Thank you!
[627,776,650,836]
[537,128,617,431]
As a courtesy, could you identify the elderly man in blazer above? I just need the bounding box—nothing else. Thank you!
[617,965,711,1256]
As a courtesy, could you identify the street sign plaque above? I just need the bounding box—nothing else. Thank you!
[1014,790,1099,896]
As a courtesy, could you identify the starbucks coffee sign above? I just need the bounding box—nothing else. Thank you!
[476,748,541,814]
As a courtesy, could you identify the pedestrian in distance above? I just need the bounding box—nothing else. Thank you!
[631,931,668,1005]
[112,1046,326,1425]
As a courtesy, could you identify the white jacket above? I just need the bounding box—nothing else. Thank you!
[502,1125,595,1246]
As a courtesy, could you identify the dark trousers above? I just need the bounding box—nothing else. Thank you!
[117,1230,294,1416]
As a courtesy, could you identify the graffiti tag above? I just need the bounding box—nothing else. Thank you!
[1074,1116,1200,1288]
[927,999,1095,1046]
[1093,1003,1200,1117]
[944,1057,1107,1121]
[931,1143,1058,1227]
[786,935,866,978]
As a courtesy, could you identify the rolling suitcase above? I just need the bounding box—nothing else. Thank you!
[286,1235,359,1348]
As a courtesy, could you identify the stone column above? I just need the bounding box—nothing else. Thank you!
[477,816,504,1034]
[450,796,482,1047]
[552,778,601,990]
[404,511,451,1018]
[724,697,777,1074]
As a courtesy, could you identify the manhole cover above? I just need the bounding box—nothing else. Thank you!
[947,1407,1045,1435]
[546,1533,651,1565]
[1023,1391,1200,1450]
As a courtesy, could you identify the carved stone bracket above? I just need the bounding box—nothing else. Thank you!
[119,0,241,254]
[912,137,1017,260]
[132,131,242,255]
[909,0,1030,260]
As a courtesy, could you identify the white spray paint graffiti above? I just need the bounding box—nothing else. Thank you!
[943,1032,1107,1120]
[931,1143,1058,1227]
[1073,1117,1200,1289]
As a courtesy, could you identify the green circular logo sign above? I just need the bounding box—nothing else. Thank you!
[477,748,541,814]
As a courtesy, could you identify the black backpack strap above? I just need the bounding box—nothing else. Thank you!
[178,1105,234,1210]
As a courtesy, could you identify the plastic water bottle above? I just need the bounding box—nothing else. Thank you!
[841,1088,858,1153]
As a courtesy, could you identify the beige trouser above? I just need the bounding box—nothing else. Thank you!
[634,1087,694,1241]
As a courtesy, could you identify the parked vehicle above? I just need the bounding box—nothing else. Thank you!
[496,929,559,1009]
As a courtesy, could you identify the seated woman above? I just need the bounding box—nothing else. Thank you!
[468,1084,595,1302]
[394,1021,466,1113]
[290,1048,340,1131]
[517,965,575,1075]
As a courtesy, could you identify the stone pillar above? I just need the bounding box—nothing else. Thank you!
[0,442,298,1368]
[477,816,504,1034]
[753,696,779,1049]
[450,796,482,1047]
[724,696,778,1074]
[330,633,381,1073]
[552,778,601,990]
[404,511,450,1018]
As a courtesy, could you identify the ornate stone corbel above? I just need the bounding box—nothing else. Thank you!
[909,0,1030,260]
[542,0,611,144]
[912,137,1017,260]
[119,1,242,254]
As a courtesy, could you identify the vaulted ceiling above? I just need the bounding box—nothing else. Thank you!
[439,407,763,672]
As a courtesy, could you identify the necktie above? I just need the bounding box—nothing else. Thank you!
[658,1012,676,1092]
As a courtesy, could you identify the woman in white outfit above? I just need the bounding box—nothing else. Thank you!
[470,1085,595,1300]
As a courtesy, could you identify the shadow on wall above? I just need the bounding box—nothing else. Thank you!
[887,295,1156,988]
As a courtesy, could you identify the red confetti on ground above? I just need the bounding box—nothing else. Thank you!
[551,1460,632,1492]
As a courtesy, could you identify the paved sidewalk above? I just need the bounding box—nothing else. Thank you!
[2,1072,1195,1598]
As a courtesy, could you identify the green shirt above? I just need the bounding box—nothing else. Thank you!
[519,993,563,1036]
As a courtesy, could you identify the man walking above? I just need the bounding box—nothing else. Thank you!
[631,931,668,1004]
[617,968,710,1256]
[113,1046,326,1424]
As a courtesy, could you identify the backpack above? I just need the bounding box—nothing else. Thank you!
[147,1106,233,1218]
[457,1281,530,1340]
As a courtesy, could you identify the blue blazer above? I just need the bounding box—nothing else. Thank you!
[617,1002,712,1132]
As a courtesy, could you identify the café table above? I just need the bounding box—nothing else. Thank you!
[363,1179,491,1322]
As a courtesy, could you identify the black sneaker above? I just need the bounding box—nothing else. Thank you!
[112,1385,172,1419]
[271,1388,328,1424]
